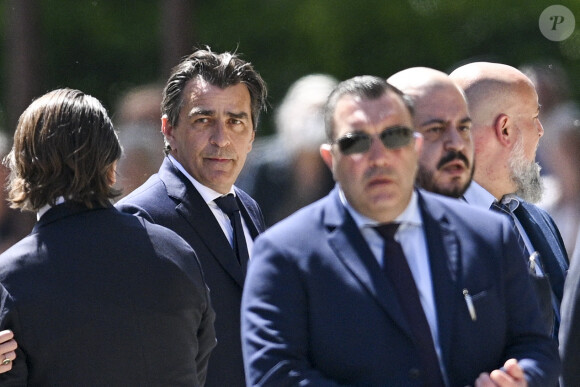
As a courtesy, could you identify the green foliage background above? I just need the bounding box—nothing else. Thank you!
[1,0,579,136]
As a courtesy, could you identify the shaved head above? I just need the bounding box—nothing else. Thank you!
[450,62,544,202]
[389,67,459,100]
[449,62,537,132]
[389,67,474,197]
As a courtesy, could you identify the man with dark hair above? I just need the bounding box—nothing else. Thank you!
[0,88,216,385]
[241,76,560,386]
[450,62,568,342]
[117,48,267,387]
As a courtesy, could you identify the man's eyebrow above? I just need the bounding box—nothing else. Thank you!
[227,111,250,120]
[419,118,446,127]
[188,108,215,118]
[419,117,472,126]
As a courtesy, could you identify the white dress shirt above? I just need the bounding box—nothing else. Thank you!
[169,155,254,257]
[37,196,66,220]
[339,187,447,381]
[464,181,536,259]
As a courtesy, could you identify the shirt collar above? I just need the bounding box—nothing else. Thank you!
[463,181,496,209]
[339,186,422,231]
[37,196,66,220]
[168,155,235,204]
[464,181,521,211]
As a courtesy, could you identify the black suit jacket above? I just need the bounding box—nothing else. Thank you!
[117,157,265,387]
[242,188,560,386]
[0,203,216,386]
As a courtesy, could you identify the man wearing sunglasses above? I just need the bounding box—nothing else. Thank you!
[241,75,559,386]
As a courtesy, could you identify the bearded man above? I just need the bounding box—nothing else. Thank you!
[450,62,568,342]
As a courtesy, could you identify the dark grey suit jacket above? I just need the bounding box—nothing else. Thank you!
[0,202,216,386]
[117,156,265,387]
[242,187,560,387]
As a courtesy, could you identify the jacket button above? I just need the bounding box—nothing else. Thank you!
[409,368,421,380]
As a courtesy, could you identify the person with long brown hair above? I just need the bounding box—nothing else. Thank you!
[0,88,216,385]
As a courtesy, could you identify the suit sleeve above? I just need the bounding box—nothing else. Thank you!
[241,235,347,387]
[144,220,217,386]
[499,221,561,387]
[115,202,155,223]
[195,284,217,386]
[0,284,28,385]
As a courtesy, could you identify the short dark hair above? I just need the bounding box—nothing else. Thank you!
[323,75,414,141]
[162,47,268,153]
[5,88,122,211]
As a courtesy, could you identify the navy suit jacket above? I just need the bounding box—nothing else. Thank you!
[515,201,569,336]
[0,203,216,386]
[241,187,560,387]
[117,156,265,387]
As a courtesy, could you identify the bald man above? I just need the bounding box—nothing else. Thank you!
[450,62,568,343]
[388,67,555,386]
[388,67,474,198]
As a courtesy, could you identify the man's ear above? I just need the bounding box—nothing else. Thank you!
[494,113,514,147]
[161,115,172,138]
[320,143,334,170]
[413,132,423,154]
[161,115,176,152]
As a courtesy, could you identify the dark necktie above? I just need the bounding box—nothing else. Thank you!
[374,223,445,387]
[214,194,250,268]
[490,201,528,258]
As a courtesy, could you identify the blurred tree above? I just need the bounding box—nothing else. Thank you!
[160,0,194,78]
[4,0,42,132]
[0,0,578,137]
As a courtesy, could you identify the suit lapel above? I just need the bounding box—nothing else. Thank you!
[514,203,567,303]
[324,188,413,338]
[161,159,246,287]
[418,191,461,368]
[234,188,265,239]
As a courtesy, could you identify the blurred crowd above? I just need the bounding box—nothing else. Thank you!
[521,61,580,262]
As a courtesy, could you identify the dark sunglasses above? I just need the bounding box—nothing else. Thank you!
[332,126,415,155]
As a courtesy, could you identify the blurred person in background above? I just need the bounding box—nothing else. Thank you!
[521,61,580,261]
[537,106,580,262]
[237,74,337,225]
[113,84,165,198]
[558,116,580,382]
[520,60,571,177]
[0,88,216,385]
[560,216,580,386]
